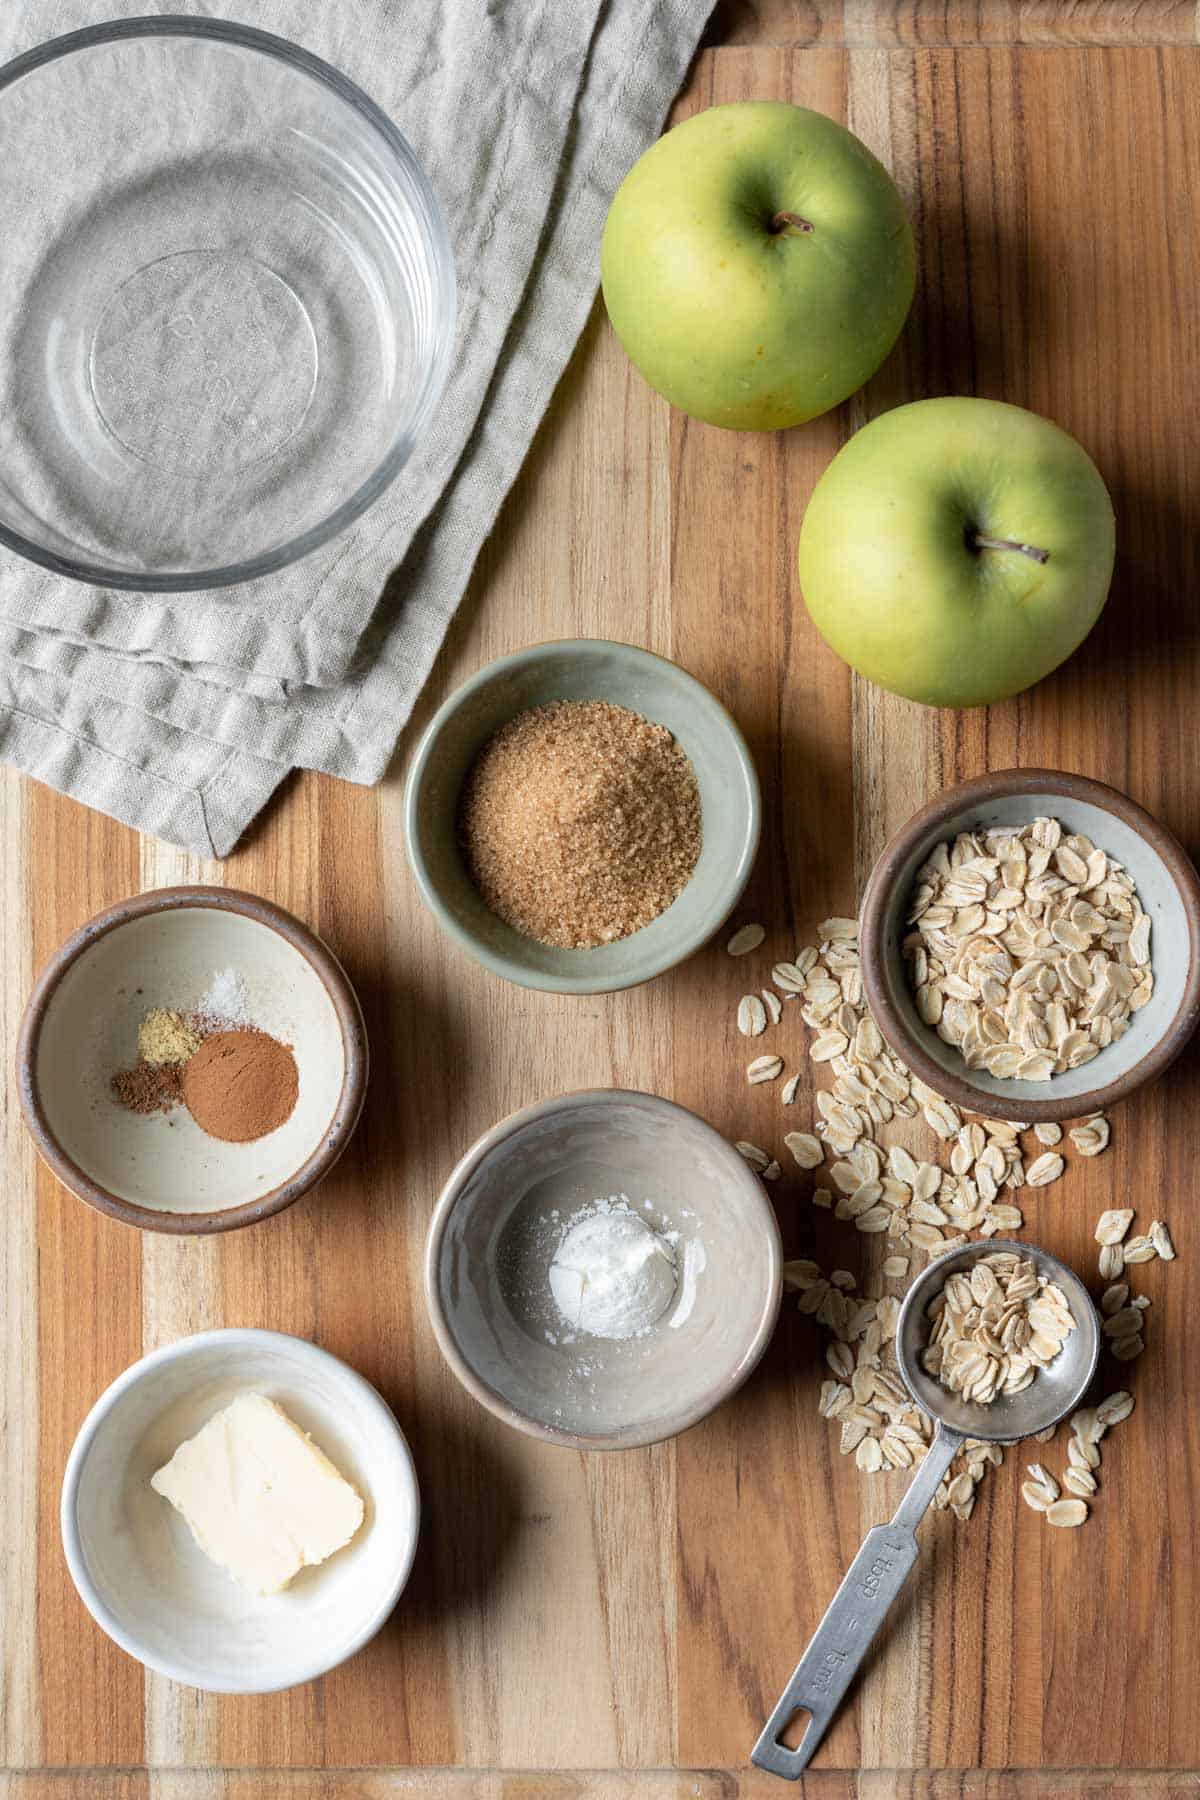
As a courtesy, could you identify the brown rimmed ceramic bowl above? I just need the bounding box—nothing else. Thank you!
[859,769,1200,1124]
[17,887,368,1233]
[424,1089,783,1450]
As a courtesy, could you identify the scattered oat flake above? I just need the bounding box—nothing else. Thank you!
[1026,1152,1064,1188]
[1034,1122,1063,1146]
[882,1255,909,1279]
[812,1187,833,1210]
[1101,1307,1141,1339]
[737,995,767,1037]
[819,918,859,942]
[1150,1220,1176,1260]
[727,923,765,957]
[1094,1209,1134,1246]
[762,988,783,1026]
[735,1140,770,1171]
[773,962,807,994]
[784,1131,823,1170]
[1046,1498,1089,1527]
[781,1073,801,1106]
[1070,1116,1111,1157]
[747,1054,784,1085]
[923,1097,961,1139]
[1096,1390,1134,1428]
[1098,1243,1125,1281]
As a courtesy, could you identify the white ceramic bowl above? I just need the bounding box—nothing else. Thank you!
[61,1329,420,1694]
[18,887,368,1232]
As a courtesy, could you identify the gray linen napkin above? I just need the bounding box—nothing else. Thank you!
[0,0,710,853]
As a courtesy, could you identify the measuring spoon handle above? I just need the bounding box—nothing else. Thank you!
[751,1425,963,1779]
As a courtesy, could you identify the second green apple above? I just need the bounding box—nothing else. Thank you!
[798,397,1116,707]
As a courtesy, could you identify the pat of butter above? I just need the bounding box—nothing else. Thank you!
[150,1393,365,1596]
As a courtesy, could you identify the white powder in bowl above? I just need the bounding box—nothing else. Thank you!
[549,1199,678,1340]
[668,1238,707,1330]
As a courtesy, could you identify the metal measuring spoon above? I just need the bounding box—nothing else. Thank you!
[752,1239,1100,1779]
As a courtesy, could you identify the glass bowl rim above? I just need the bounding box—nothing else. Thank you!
[0,12,457,592]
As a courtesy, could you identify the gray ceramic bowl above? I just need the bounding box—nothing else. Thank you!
[404,640,760,994]
[424,1089,783,1450]
[860,769,1200,1123]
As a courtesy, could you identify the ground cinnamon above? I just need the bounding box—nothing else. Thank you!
[181,1028,299,1143]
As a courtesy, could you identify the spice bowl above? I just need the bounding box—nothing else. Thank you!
[404,639,761,994]
[61,1328,420,1693]
[424,1089,783,1449]
[17,887,367,1233]
[859,769,1200,1124]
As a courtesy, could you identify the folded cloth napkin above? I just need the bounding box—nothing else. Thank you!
[0,0,711,854]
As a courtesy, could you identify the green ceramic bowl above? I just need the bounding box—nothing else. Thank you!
[404,640,761,994]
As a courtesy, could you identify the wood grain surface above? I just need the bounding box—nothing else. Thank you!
[5,3,1200,1793]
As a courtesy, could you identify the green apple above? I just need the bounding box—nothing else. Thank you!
[600,101,915,431]
[798,397,1116,707]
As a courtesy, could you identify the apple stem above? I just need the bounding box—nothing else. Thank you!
[768,210,814,236]
[967,529,1051,565]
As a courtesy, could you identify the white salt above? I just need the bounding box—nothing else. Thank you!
[196,967,251,1029]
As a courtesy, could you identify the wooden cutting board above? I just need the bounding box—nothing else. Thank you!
[4,4,1200,1795]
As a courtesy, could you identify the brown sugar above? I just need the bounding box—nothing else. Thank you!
[458,699,702,949]
[182,1029,299,1143]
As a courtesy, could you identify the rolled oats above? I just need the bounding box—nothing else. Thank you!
[727,923,765,957]
[737,994,767,1037]
[903,821,1152,1082]
[747,1054,784,1085]
[1150,1220,1176,1261]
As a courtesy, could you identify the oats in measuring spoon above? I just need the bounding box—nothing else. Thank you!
[903,818,1153,1082]
[921,1253,1076,1403]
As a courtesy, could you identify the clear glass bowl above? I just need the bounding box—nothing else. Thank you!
[0,18,456,590]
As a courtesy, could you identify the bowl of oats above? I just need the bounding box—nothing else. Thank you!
[858,769,1200,1122]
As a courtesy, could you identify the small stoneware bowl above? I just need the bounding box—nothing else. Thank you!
[425,1089,783,1449]
[17,887,367,1232]
[61,1328,420,1693]
[404,639,761,994]
[860,769,1200,1123]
